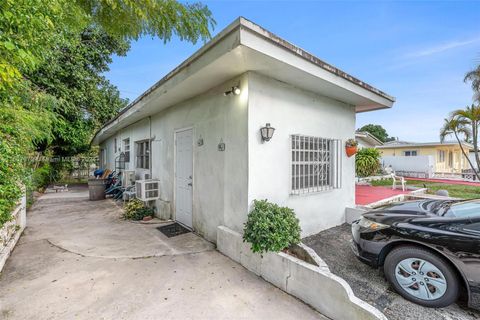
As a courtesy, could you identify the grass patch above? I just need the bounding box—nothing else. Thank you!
[370,179,480,199]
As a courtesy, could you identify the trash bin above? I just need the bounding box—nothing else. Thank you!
[88,178,106,201]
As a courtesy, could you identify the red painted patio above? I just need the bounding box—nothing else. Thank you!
[355,185,410,205]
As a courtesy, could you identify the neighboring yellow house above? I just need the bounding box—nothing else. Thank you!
[378,141,474,174]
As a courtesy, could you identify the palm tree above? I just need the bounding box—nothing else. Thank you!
[440,116,480,180]
[465,65,480,102]
[452,104,480,169]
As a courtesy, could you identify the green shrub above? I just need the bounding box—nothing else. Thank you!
[0,86,54,227]
[31,164,53,191]
[123,199,154,220]
[25,163,54,207]
[355,148,381,177]
[243,199,301,254]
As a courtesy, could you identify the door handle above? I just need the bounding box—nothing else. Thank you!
[188,182,192,186]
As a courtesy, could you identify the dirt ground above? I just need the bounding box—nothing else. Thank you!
[303,224,480,320]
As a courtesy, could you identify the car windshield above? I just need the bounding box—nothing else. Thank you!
[444,200,480,218]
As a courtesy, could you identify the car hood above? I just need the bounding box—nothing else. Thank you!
[362,199,456,225]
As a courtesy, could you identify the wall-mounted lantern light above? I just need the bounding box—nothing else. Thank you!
[224,86,241,96]
[260,123,275,142]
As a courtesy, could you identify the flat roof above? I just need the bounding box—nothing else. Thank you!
[93,17,395,145]
[378,141,473,149]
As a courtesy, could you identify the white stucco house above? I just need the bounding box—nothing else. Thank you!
[92,17,395,242]
[355,131,383,149]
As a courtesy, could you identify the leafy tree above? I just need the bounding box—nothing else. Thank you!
[76,0,215,42]
[0,0,215,225]
[440,116,479,180]
[357,124,394,143]
[28,28,130,155]
[1,0,215,92]
[0,0,83,91]
[0,84,56,224]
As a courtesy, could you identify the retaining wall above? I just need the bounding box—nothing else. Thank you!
[217,225,386,320]
[0,194,26,272]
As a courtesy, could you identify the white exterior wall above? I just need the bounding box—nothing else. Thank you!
[100,118,150,174]
[99,75,249,242]
[99,71,358,240]
[247,73,356,237]
[357,139,375,149]
[381,155,435,177]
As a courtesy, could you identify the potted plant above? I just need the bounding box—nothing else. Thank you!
[345,139,358,157]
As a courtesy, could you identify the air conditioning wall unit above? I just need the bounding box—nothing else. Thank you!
[137,172,150,180]
[122,170,136,187]
[136,179,160,201]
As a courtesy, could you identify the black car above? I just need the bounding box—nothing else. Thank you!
[351,198,480,309]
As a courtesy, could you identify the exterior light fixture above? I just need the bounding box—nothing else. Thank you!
[224,86,241,96]
[260,123,275,142]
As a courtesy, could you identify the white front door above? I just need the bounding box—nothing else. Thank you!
[175,128,193,228]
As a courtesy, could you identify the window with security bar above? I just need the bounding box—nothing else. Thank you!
[291,135,341,194]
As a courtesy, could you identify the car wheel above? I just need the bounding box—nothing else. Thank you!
[384,246,459,308]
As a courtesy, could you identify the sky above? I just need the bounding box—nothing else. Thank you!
[104,1,480,142]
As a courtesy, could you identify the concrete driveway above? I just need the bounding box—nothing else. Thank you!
[0,186,324,320]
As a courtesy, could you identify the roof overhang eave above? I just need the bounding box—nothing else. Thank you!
[92,17,395,145]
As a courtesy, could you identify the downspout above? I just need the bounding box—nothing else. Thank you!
[149,116,152,179]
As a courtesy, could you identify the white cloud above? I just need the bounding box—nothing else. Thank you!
[385,36,480,71]
[406,36,480,58]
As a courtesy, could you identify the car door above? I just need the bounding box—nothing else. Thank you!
[454,219,480,304]
[442,203,480,295]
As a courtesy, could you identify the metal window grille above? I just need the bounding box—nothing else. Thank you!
[291,135,341,194]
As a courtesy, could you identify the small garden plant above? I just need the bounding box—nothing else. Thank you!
[345,138,358,147]
[123,199,154,221]
[355,147,381,177]
[243,199,301,254]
